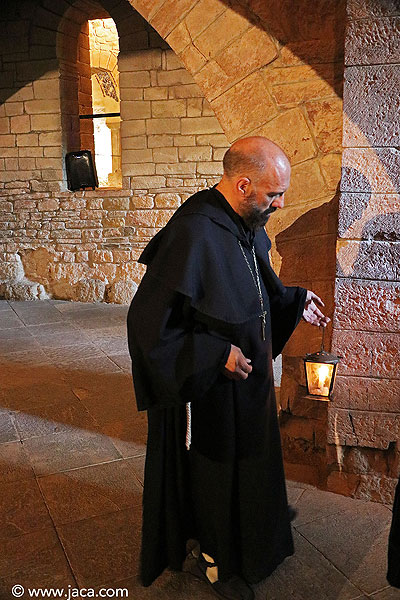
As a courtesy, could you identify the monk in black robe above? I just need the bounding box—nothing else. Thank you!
[127,137,330,600]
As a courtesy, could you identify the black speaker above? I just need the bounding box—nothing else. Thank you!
[65,150,99,191]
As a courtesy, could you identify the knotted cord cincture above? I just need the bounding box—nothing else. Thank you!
[185,401,192,450]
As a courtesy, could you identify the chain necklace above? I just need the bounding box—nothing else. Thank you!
[238,241,267,341]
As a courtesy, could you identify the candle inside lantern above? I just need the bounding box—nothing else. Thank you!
[303,326,341,399]
[305,361,334,397]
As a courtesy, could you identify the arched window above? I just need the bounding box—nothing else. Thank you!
[79,17,122,188]
[58,3,122,189]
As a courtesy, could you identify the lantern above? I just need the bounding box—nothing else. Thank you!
[303,327,341,399]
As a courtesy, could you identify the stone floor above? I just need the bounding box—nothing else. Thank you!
[0,299,399,600]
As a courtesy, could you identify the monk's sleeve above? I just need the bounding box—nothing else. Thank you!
[127,273,231,411]
[256,230,307,359]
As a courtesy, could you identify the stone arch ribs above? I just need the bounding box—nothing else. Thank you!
[126,0,345,144]
[4,0,346,162]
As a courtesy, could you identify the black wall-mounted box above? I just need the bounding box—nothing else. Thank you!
[65,150,99,191]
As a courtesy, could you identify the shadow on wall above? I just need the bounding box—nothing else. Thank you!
[220,0,345,97]
[276,192,339,348]
[337,165,400,281]
[273,192,339,484]
[276,162,399,355]
[0,0,346,104]
[0,0,142,102]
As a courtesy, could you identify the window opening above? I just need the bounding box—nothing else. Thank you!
[85,18,122,188]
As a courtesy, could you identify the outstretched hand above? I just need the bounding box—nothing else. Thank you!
[303,290,330,327]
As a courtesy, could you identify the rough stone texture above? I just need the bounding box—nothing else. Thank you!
[327,408,400,450]
[331,328,400,379]
[347,0,400,18]
[334,279,400,333]
[333,376,400,413]
[105,280,138,304]
[0,280,49,301]
[341,147,400,193]
[343,65,400,147]
[73,280,106,303]
[345,17,400,65]
[338,192,400,240]
[336,240,400,281]
[0,256,24,282]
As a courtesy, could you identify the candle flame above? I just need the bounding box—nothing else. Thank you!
[317,364,330,388]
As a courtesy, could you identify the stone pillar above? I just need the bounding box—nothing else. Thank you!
[106,119,121,187]
[327,0,400,503]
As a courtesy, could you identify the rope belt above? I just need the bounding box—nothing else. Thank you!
[185,401,192,450]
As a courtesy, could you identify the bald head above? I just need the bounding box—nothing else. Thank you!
[216,136,291,229]
[222,136,290,182]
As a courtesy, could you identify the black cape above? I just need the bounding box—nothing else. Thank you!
[388,477,400,587]
[127,187,307,586]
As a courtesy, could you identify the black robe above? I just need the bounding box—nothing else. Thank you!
[127,187,307,586]
[388,477,400,587]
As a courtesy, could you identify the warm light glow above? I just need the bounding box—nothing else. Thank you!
[88,18,121,188]
[305,361,335,397]
[317,363,330,389]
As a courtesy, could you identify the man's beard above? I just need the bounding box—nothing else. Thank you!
[240,194,277,230]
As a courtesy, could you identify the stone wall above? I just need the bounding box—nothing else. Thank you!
[273,0,400,500]
[118,35,226,193]
[0,0,229,301]
[326,0,400,503]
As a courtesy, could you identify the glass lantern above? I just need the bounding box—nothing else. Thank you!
[303,327,341,399]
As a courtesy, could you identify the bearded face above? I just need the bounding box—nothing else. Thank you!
[240,190,277,230]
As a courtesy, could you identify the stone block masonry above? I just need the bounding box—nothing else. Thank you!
[119,43,227,187]
[0,188,192,303]
[326,0,400,503]
[0,1,231,301]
